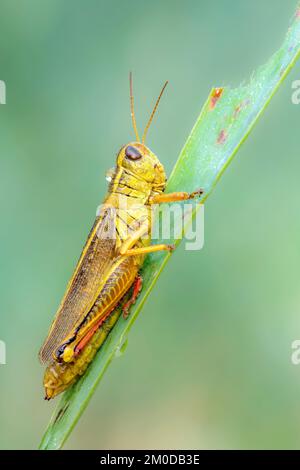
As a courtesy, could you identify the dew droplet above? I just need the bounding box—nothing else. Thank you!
[114,338,128,358]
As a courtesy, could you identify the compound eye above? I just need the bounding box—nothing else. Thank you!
[125,145,142,161]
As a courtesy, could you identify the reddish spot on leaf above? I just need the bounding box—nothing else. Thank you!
[217,129,227,145]
[233,104,242,118]
[232,99,250,120]
[210,88,224,109]
[296,8,300,18]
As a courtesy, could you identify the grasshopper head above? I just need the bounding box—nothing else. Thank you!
[115,74,168,191]
[117,142,167,190]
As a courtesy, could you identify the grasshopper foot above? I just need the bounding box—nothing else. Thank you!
[189,188,204,199]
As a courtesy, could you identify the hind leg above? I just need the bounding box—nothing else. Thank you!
[122,275,143,319]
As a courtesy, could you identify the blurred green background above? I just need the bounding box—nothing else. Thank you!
[0,0,300,450]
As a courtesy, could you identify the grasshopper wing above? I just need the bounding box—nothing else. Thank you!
[39,207,117,364]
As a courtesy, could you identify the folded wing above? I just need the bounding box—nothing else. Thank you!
[39,208,116,364]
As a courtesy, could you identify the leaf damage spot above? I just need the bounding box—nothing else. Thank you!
[217,129,227,145]
[53,403,70,424]
[232,99,250,119]
[233,104,242,118]
[209,88,224,109]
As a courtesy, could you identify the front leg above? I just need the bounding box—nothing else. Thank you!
[122,244,175,257]
[149,188,204,205]
[119,223,175,258]
[119,223,149,255]
[118,190,203,258]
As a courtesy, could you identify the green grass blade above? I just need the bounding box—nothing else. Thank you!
[39,7,300,450]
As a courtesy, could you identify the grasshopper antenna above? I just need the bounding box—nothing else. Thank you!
[142,80,168,144]
[129,72,140,142]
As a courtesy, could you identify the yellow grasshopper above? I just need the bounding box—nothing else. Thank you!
[40,74,203,399]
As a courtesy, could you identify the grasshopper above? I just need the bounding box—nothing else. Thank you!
[40,74,203,399]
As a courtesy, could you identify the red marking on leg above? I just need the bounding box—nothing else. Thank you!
[122,275,143,319]
[74,309,113,356]
[133,275,143,297]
